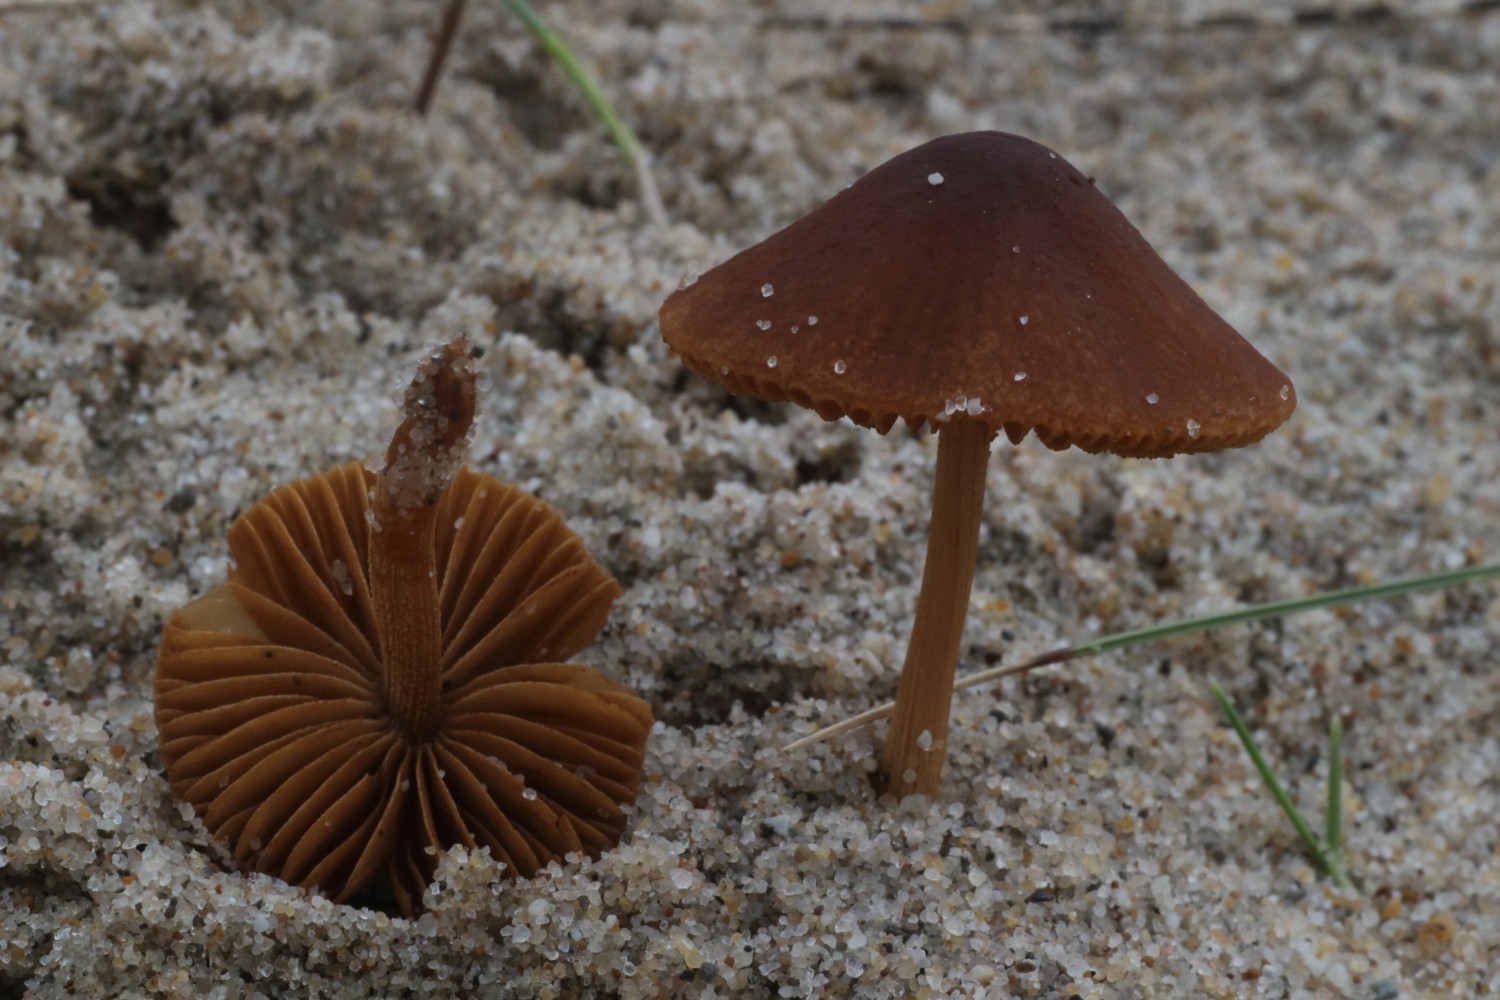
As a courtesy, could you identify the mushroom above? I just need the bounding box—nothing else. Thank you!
[155,338,652,914]
[659,131,1295,798]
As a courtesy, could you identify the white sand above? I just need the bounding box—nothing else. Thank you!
[2,1,1499,996]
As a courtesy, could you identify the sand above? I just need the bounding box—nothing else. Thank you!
[2,0,1499,996]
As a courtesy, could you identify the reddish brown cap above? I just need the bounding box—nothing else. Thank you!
[659,131,1295,457]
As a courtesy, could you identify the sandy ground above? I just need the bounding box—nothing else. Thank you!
[2,0,1499,997]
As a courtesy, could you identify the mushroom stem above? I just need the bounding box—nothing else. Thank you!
[370,508,445,741]
[370,339,477,742]
[880,419,992,798]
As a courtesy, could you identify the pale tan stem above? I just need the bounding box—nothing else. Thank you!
[370,505,445,742]
[879,420,993,797]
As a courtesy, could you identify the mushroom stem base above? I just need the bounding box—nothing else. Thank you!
[879,420,992,798]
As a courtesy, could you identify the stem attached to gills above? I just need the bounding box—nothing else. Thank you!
[880,420,993,798]
[371,339,477,742]
[371,507,445,741]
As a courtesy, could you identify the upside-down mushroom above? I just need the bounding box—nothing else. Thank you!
[659,131,1295,798]
[155,338,652,915]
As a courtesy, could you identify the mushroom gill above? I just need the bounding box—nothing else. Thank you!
[154,338,652,916]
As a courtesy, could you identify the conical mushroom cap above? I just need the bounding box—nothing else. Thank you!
[155,462,651,915]
[660,131,1295,457]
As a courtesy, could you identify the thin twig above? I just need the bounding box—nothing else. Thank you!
[780,647,1071,754]
[781,560,1500,753]
[415,0,470,115]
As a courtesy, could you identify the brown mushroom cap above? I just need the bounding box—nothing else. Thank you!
[659,131,1295,457]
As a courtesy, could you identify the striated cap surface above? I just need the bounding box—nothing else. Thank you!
[659,131,1295,456]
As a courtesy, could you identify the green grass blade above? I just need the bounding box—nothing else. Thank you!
[1208,679,1341,881]
[1208,679,1322,856]
[1324,715,1350,888]
[501,0,668,226]
[1072,561,1500,661]
[783,561,1500,753]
